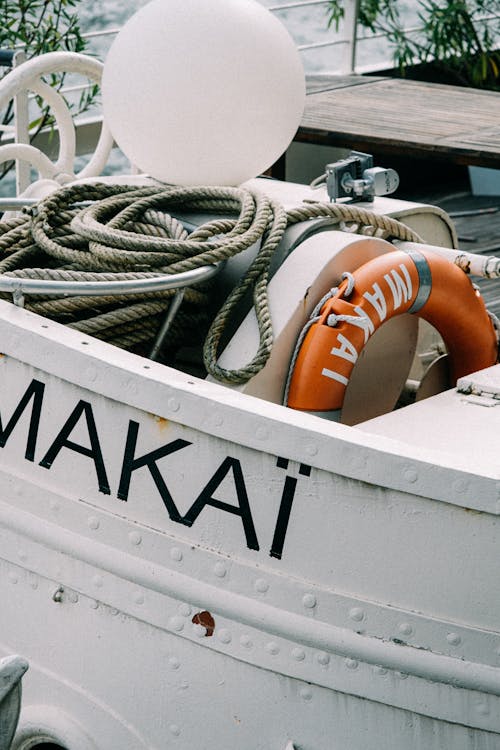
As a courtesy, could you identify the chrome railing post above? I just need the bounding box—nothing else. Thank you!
[12,50,30,196]
[340,0,360,73]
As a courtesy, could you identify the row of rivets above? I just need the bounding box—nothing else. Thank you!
[58,571,472,670]
[19,499,485,673]
[5,538,483,667]
[3,553,497,701]
[346,607,469,651]
[218,629,232,644]
[402,468,472,492]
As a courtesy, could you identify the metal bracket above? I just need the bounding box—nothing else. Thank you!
[324,150,399,203]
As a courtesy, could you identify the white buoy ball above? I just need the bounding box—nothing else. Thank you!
[102,0,305,186]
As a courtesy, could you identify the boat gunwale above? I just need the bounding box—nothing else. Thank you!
[0,298,497,515]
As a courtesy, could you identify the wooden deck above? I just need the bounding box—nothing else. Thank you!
[427,191,500,317]
[298,75,500,168]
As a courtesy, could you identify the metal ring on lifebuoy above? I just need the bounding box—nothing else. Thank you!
[285,248,498,416]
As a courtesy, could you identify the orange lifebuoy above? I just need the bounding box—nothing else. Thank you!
[286,248,498,414]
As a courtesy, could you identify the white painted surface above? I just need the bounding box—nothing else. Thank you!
[1,298,500,747]
[0,166,497,747]
[358,367,500,480]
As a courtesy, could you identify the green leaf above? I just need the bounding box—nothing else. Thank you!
[0,0,98,182]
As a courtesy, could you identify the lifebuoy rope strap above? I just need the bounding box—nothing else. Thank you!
[285,248,499,413]
[0,182,424,381]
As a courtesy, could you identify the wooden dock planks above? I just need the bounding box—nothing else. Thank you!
[299,76,500,168]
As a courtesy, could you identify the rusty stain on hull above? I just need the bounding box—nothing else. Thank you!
[192,611,215,637]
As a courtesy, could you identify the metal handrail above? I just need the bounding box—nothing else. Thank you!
[298,38,351,51]
[0,264,219,304]
[3,7,499,72]
[268,0,330,10]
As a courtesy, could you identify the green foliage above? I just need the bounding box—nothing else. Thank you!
[0,0,88,59]
[327,0,500,89]
[0,0,96,179]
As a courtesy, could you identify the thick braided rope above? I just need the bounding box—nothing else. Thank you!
[287,202,423,243]
[0,184,287,363]
[202,196,287,383]
[33,183,288,380]
[0,184,213,348]
[0,182,424,380]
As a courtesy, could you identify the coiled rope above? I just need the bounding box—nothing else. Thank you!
[0,181,423,383]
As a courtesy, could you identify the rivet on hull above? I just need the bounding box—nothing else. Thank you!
[446,632,462,646]
[170,548,183,562]
[168,617,184,633]
[214,563,227,578]
[292,648,306,662]
[403,468,418,483]
[167,397,180,412]
[299,687,313,701]
[218,629,232,644]
[266,642,280,655]
[128,531,142,546]
[316,652,330,666]
[254,579,269,594]
[349,607,365,622]
[302,594,317,609]
[398,623,413,637]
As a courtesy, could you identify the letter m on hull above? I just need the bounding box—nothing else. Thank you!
[384,264,413,311]
[0,379,44,461]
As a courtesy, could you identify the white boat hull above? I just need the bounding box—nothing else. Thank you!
[1,286,500,748]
